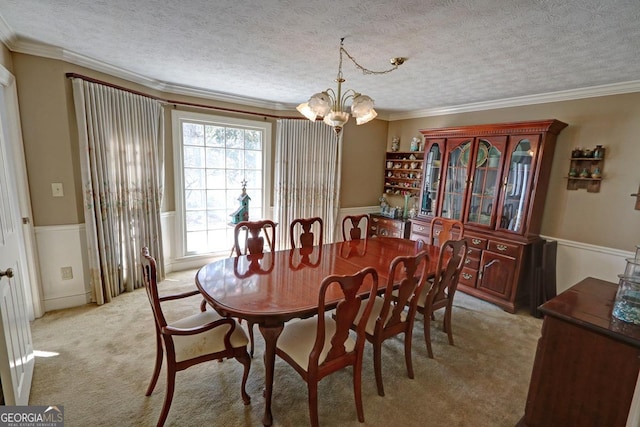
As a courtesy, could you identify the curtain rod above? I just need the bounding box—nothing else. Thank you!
[65,72,306,120]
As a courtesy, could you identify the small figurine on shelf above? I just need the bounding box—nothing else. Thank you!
[568,167,578,177]
[593,145,605,159]
[379,193,389,213]
[391,136,400,152]
[410,136,421,152]
[591,167,602,179]
[571,147,583,158]
[579,168,590,178]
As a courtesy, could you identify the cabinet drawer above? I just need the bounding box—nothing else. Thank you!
[379,219,403,231]
[466,247,482,261]
[466,236,488,250]
[487,240,519,257]
[459,267,478,287]
[378,227,403,238]
[411,222,429,237]
[463,256,480,270]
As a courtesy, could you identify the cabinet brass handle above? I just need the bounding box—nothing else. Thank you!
[484,259,499,269]
[434,230,440,236]
[462,273,472,280]
[496,244,508,251]
[472,239,481,245]
[465,258,471,264]
[416,226,424,231]
[467,249,473,254]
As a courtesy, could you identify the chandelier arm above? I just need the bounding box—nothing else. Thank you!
[340,89,357,109]
[325,88,337,103]
[340,46,400,75]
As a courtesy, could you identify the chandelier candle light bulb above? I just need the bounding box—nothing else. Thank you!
[297,38,406,135]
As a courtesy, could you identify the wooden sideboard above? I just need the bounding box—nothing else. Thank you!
[368,214,411,239]
[520,277,640,426]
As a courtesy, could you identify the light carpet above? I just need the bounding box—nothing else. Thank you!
[28,269,542,426]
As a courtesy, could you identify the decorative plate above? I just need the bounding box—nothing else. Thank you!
[459,144,488,168]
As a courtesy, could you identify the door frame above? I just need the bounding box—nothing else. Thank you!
[0,63,43,318]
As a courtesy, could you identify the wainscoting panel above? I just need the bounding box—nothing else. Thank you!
[33,211,633,312]
[34,224,91,311]
[542,235,633,293]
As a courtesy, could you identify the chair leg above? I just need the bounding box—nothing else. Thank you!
[236,349,252,405]
[200,299,208,312]
[444,307,454,346]
[308,380,319,427]
[157,365,176,427]
[146,333,163,396]
[424,312,434,359]
[248,321,255,358]
[373,341,385,396]
[354,358,365,423]
[404,327,414,379]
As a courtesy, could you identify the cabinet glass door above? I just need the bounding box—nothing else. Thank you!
[498,135,540,233]
[420,140,443,216]
[466,137,507,227]
[440,138,471,220]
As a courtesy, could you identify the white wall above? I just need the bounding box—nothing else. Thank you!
[34,224,90,311]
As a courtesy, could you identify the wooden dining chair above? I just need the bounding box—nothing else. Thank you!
[342,214,370,241]
[275,267,379,427]
[429,216,464,247]
[232,219,277,356]
[353,251,431,396]
[233,219,277,256]
[140,247,251,427]
[290,216,323,249]
[415,238,468,358]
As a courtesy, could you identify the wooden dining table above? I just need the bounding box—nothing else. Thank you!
[196,236,442,426]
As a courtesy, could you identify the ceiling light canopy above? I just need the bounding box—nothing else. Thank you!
[297,38,406,135]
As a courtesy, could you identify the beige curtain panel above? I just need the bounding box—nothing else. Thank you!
[273,119,342,248]
[72,78,165,305]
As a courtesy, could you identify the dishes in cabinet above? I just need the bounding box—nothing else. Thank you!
[459,144,488,167]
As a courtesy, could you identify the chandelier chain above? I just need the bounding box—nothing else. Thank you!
[340,46,400,76]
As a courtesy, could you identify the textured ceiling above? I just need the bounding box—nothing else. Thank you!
[1,0,639,118]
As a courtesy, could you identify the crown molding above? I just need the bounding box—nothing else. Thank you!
[0,14,16,47]
[7,36,291,111]
[388,80,640,121]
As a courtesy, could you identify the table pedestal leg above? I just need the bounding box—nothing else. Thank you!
[259,323,284,426]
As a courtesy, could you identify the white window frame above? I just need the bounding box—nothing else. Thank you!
[171,109,272,261]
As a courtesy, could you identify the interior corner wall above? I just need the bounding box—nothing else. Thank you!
[0,43,13,72]
[339,118,389,208]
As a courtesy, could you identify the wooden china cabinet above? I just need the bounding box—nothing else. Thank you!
[410,120,568,313]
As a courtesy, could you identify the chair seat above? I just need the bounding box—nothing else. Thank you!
[170,311,249,363]
[276,314,356,371]
[354,296,406,336]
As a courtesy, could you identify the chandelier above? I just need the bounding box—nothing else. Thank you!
[296,38,406,135]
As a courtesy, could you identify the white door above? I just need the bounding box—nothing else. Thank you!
[0,78,34,405]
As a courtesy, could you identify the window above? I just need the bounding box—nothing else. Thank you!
[172,110,271,257]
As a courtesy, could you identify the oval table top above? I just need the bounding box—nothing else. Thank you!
[196,237,441,326]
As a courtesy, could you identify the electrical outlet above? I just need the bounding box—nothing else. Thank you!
[51,182,64,197]
[61,266,73,280]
